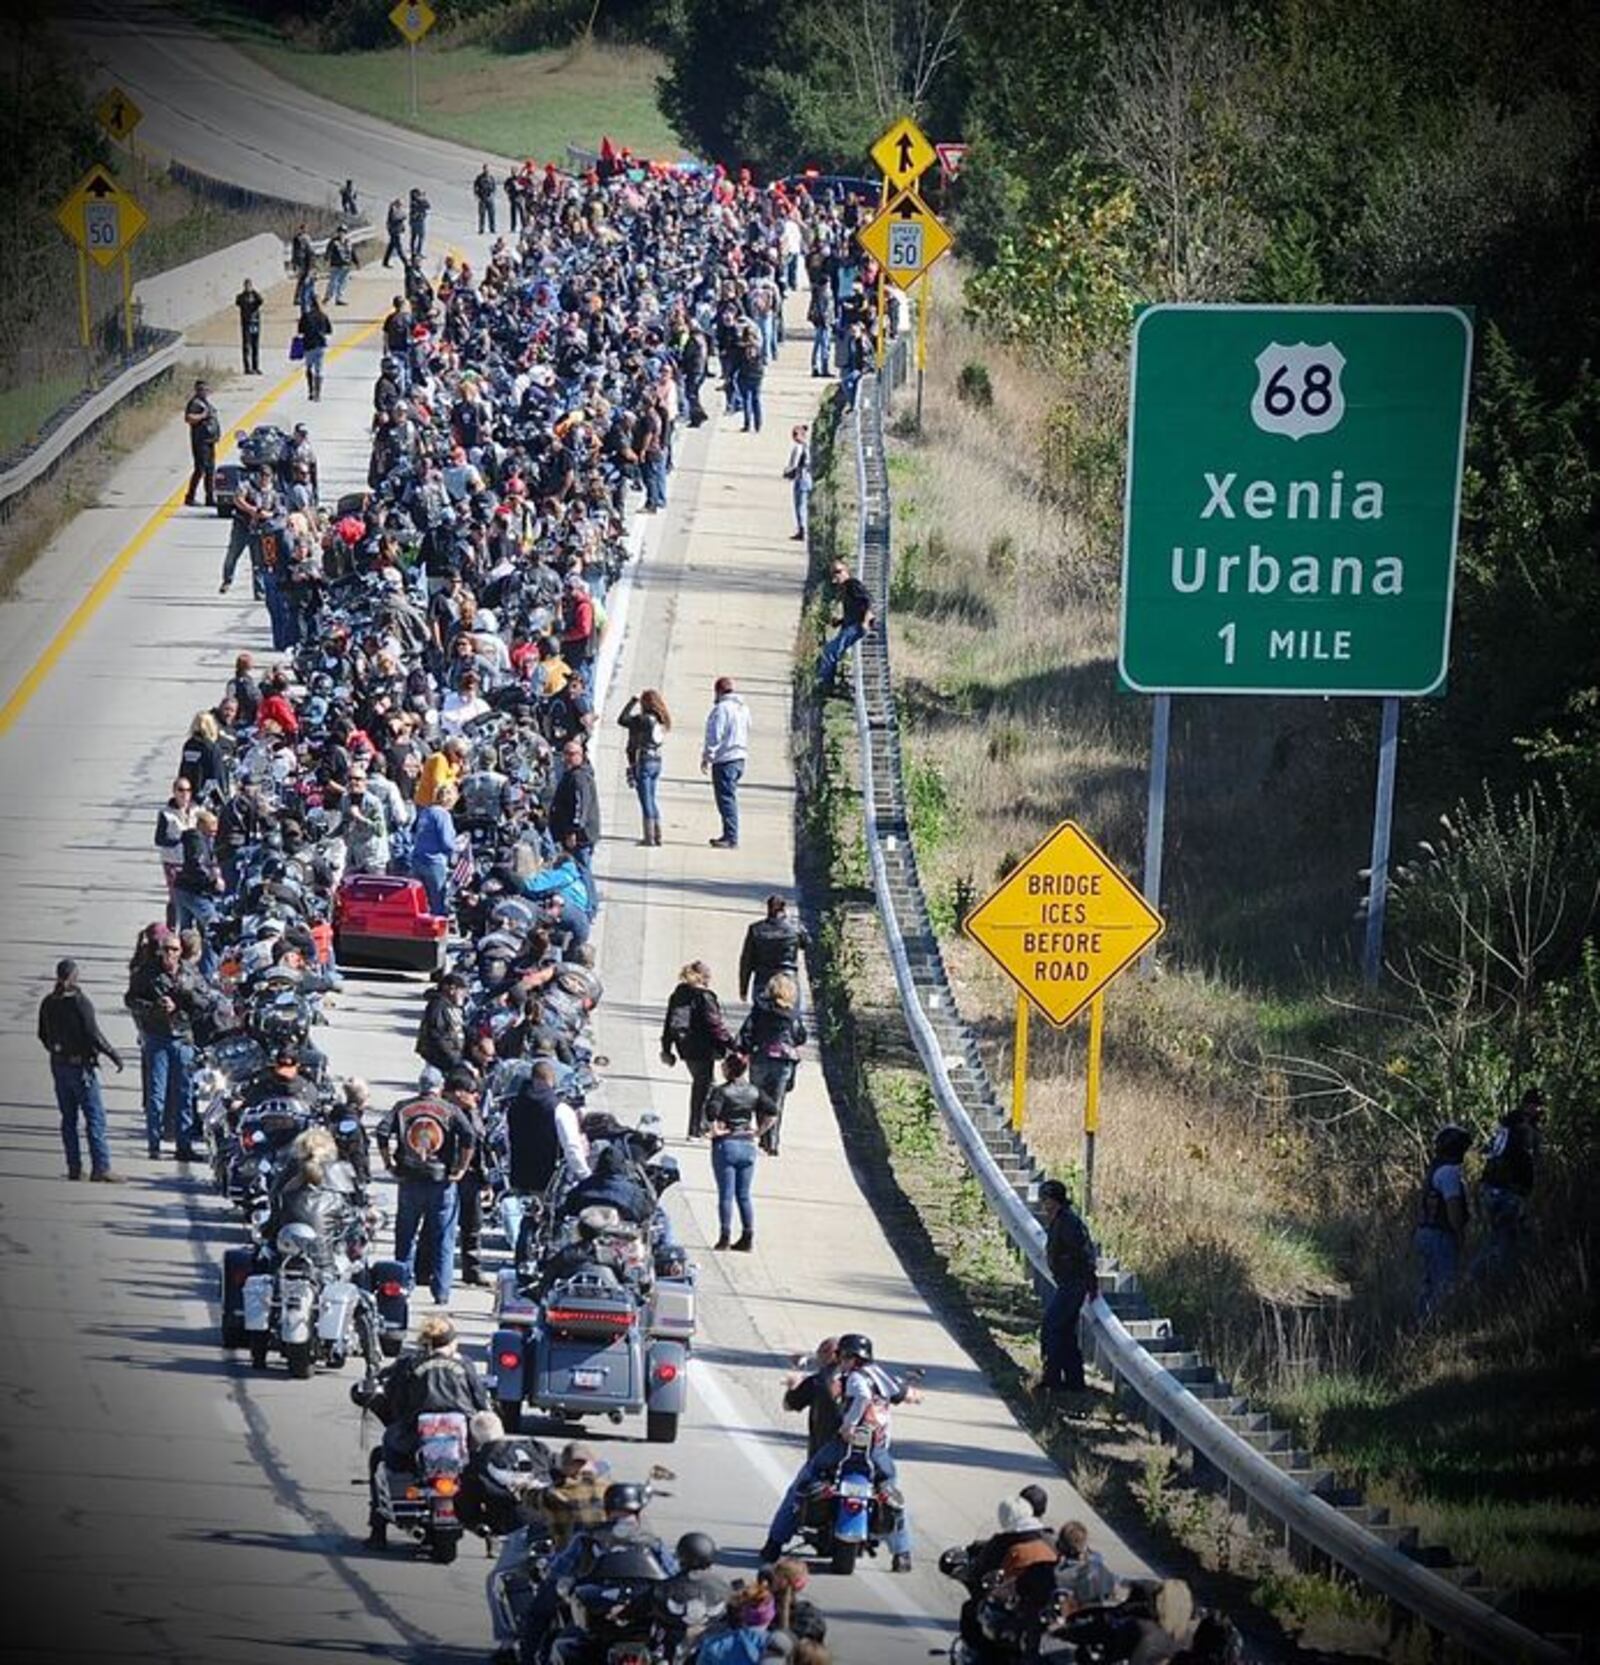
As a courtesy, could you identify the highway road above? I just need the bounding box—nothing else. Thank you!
[0,17,1147,1661]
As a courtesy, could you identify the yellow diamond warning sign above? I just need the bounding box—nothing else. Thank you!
[963,821,1164,1026]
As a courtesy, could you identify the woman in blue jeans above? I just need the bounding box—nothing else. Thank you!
[704,1054,778,1251]
[617,688,671,846]
[410,782,461,917]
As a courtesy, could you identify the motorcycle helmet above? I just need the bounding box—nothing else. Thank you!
[646,1155,680,1195]
[837,1333,874,1365]
[675,1532,717,1572]
[603,1481,647,1518]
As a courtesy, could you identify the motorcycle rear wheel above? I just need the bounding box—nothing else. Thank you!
[249,1335,270,1371]
[428,1530,459,1565]
[285,1341,313,1380]
[645,1410,679,1444]
[220,1316,246,1351]
[830,1540,859,1576]
[495,1397,522,1434]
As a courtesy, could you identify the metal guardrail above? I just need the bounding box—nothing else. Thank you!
[842,360,1568,1665]
[0,333,183,519]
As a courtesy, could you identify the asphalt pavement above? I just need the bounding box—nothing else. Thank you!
[0,19,1147,1660]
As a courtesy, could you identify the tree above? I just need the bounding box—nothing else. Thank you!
[1085,4,1264,302]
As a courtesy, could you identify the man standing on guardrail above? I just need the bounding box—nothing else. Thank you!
[816,560,875,696]
[1038,1179,1096,1402]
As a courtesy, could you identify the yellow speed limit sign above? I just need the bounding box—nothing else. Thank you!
[857,188,951,287]
[54,164,149,270]
[390,0,437,43]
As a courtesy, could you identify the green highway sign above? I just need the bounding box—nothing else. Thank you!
[1119,304,1472,696]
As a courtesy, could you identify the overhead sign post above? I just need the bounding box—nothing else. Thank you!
[54,165,150,371]
[965,821,1164,1204]
[390,0,437,117]
[1118,303,1472,985]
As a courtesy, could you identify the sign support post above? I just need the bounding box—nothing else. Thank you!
[1141,693,1170,975]
[120,251,135,354]
[1361,696,1401,986]
[409,42,419,117]
[914,275,928,431]
[1010,994,1030,1133]
[1084,993,1105,1213]
[390,1,437,111]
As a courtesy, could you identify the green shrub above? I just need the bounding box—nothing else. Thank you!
[956,361,994,409]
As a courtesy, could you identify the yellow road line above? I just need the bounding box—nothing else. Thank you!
[0,316,383,736]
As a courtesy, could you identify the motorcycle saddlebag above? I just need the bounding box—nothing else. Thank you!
[332,875,448,972]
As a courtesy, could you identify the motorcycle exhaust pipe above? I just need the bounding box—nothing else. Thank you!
[410,1527,428,1543]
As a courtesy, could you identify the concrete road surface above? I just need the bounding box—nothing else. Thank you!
[0,22,1147,1662]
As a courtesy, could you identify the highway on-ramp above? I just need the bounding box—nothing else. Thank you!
[0,19,1147,1661]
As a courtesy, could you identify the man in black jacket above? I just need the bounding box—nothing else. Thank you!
[1039,1179,1097,1397]
[549,740,601,907]
[782,1336,841,1457]
[125,934,201,1162]
[376,1069,480,1306]
[414,972,468,1078]
[737,894,809,1003]
[37,959,124,1181]
[234,278,263,373]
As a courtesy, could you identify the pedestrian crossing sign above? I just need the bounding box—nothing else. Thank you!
[94,86,143,145]
[390,0,437,43]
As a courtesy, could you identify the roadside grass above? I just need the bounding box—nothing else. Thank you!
[880,266,1600,1615]
[0,376,85,461]
[195,12,680,164]
[0,367,185,601]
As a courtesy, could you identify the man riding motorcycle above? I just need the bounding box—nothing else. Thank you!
[759,1331,920,1572]
[239,1043,321,1111]
[357,1314,490,1545]
[524,1480,676,1661]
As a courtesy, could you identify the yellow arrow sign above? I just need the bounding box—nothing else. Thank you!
[857,188,952,287]
[963,821,1164,1026]
[390,0,437,44]
[54,164,149,270]
[871,115,936,191]
[94,85,144,144]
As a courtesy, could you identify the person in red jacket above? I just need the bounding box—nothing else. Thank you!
[256,670,300,738]
[559,576,596,671]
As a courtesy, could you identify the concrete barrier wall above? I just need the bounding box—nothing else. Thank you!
[134,233,287,334]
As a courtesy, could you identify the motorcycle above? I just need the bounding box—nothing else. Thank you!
[239,1203,385,1378]
[365,1408,471,1564]
[797,1426,906,1575]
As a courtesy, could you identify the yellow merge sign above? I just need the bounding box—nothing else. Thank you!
[94,86,143,144]
[963,821,1164,1026]
[857,188,951,287]
[871,116,937,191]
[390,0,437,44]
[54,164,149,270]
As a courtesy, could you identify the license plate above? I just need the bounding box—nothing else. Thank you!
[570,1367,604,1389]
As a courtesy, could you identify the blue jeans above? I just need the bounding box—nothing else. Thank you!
[711,1136,757,1238]
[711,759,743,844]
[262,570,298,650]
[643,452,667,510]
[1041,1281,1089,1390]
[818,621,865,688]
[570,840,599,910]
[51,1060,112,1176]
[172,888,221,981]
[811,325,831,375]
[396,1176,460,1303]
[634,755,662,827]
[793,478,812,538]
[143,1035,196,1154]
[758,312,778,362]
[222,517,250,587]
[739,377,763,433]
[1414,1226,1459,1320]
[550,897,591,952]
[1470,1187,1528,1282]
[767,1438,911,1557]
[413,852,450,917]
[325,266,350,304]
